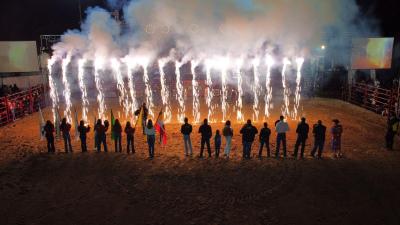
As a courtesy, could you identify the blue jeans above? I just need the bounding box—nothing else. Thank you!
[242,141,253,159]
[183,135,192,155]
[147,135,155,157]
[224,136,232,156]
[80,135,87,152]
[276,133,287,157]
[96,134,108,152]
[63,133,73,153]
[127,135,134,153]
[114,134,122,152]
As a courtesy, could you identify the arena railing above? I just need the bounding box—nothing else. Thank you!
[0,85,45,126]
[349,82,398,116]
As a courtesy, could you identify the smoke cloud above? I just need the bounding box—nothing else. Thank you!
[53,0,379,64]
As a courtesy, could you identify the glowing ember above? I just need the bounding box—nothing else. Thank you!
[217,57,230,122]
[158,59,172,123]
[138,57,154,118]
[124,58,138,119]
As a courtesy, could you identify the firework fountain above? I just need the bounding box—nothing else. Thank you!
[124,58,138,118]
[61,54,72,123]
[281,58,291,117]
[94,57,107,120]
[191,60,200,123]
[158,59,172,122]
[236,58,244,122]
[218,57,230,122]
[175,61,185,122]
[293,57,305,119]
[138,58,154,118]
[264,55,274,118]
[205,59,214,122]
[47,58,59,123]
[77,59,89,122]
[252,58,261,122]
[111,58,130,118]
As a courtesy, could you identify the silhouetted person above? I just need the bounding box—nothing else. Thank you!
[385,116,399,150]
[94,119,109,152]
[60,118,73,153]
[77,120,90,152]
[215,130,222,158]
[275,115,289,158]
[223,120,233,158]
[240,119,258,159]
[198,119,212,158]
[331,119,343,158]
[125,122,135,153]
[43,120,55,153]
[311,120,326,159]
[112,119,123,152]
[181,117,193,156]
[293,117,309,159]
[258,122,271,158]
[145,119,156,158]
[135,102,149,134]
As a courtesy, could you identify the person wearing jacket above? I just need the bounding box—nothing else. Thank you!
[94,119,109,152]
[222,120,233,158]
[77,120,90,152]
[293,117,309,159]
[258,122,271,158]
[331,119,343,158]
[145,119,156,158]
[214,130,222,158]
[310,120,326,159]
[43,120,55,153]
[60,118,73,153]
[112,119,123,153]
[198,118,212,158]
[125,121,135,154]
[240,119,258,159]
[181,117,193,156]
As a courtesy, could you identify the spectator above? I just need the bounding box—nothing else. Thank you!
[112,119,123,152]
[331,119,343,158]
[60,118,73,153]
[385,116,399,150]
[181,117,193,156]
[258,122,271,158]
[125,121,135,154]
[94,119,109,152]
[275,115,290,159]
[145,119,156,158]
[222,120,233,158]
[77,120,90,152]
[240,119,258,159]
[43,120,55,153]
[293,117,309,159]
[311,120,326,159]
[198,118,212,158]
[214,130,222,158]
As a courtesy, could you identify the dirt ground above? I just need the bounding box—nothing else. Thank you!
[1,98,400,225]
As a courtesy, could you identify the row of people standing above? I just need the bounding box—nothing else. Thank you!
[181,116,343,159]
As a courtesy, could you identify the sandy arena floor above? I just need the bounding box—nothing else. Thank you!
[1,98,400,225]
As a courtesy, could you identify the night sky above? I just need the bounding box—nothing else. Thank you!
[0,0,398,41]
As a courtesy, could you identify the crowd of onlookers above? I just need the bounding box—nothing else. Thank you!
[0,84,44,125]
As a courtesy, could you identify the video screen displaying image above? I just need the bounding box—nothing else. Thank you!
[351,38,394,70]
[0,41,39,73]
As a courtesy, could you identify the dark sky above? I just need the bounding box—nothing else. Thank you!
[0,0,398,41]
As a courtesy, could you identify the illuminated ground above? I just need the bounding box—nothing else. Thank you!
[1,98,400,225]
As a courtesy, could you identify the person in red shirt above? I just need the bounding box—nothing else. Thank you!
[60,118,73,153]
